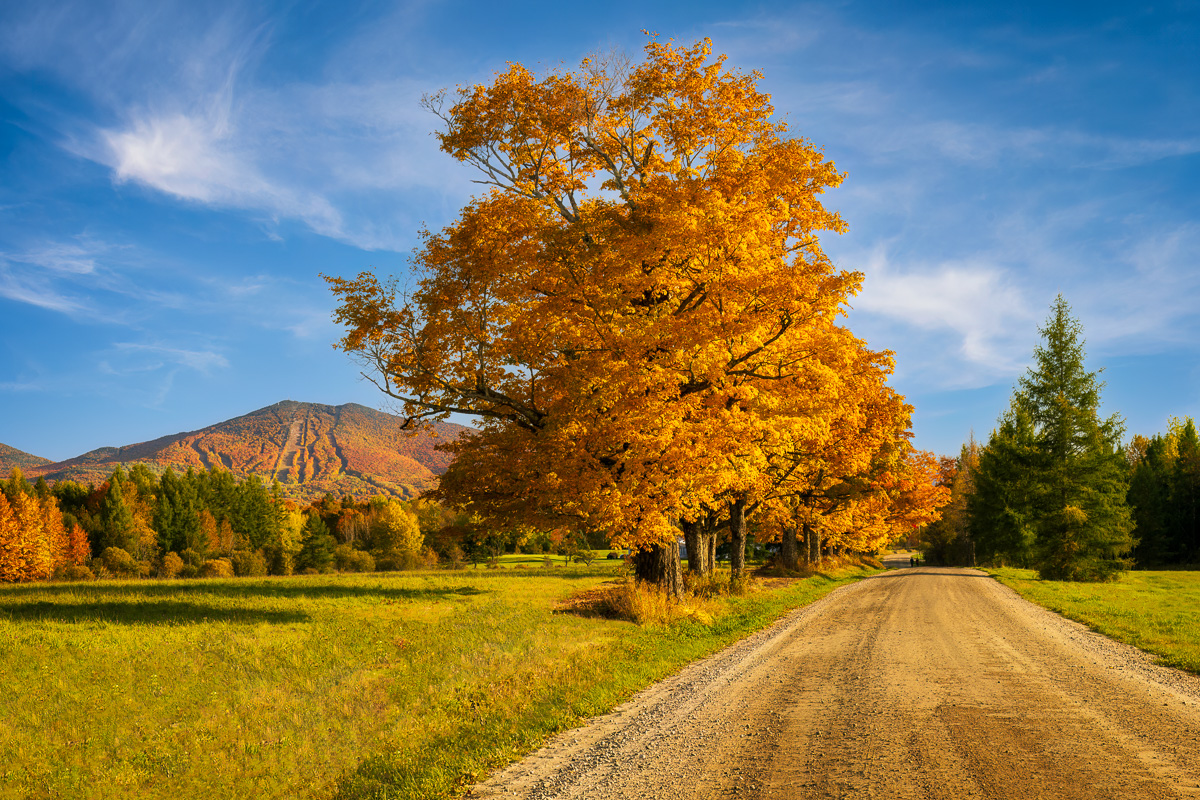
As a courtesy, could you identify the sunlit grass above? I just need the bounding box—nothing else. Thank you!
[989,568,1200,674]
[0,565,875,800]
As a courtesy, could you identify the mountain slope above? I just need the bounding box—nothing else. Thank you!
[28,401,467,501]
[0,443,52,475]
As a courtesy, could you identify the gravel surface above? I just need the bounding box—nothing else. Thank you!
[464,561,1200,799]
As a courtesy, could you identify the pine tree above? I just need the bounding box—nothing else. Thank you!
[970,400,1038,567]
[1169,420,1200,563]
[99,467,136,554]
[1127,433,1176,565]
[295,513,336,573]
[1018,295,1133,581]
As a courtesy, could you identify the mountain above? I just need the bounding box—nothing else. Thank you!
[0,443,52,475]
[27,401,469,501]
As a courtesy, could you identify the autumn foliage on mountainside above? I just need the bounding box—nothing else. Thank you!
[328,38,948,590]
[26,401,465,502]
[0,442,51,475]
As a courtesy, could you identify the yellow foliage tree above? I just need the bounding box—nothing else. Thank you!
[329,38,929,589]
[0,493,20,582]
[370,502,424,570]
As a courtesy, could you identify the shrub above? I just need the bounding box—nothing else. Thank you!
[100,547,137,577]
[179,548,205,568]
[159,552,184,579]
[343,549,375,573]
[179,564,199,579]
[52,563,94,582]
[231,549,268,577]
[199,559,234,578]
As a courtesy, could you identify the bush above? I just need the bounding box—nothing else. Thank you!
[159,552,184,579]
[52,563,94,582]
[100,547,137,577]
[343,549,375,573]
[199,559,234,578]
[179,548,205,568]
[231,549,268,577]
[179,564,199,579]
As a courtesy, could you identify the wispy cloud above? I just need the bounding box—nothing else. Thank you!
[111,342,230,373]
[851,246,1036,381]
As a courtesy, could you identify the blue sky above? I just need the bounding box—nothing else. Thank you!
[1,0,1197,462]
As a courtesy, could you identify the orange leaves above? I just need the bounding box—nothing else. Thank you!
[328,37,928,551]
[0,486,76,582]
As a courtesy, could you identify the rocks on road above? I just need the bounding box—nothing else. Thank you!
[465,564,1200,799]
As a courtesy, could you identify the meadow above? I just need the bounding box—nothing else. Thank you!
[990,568,1200,674]
[0,562,875,800]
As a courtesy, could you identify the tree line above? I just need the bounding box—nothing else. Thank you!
[327,38,950,595]
[924,295,1194,581]
[0,464,556,583]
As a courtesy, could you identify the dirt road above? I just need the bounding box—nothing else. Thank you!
[466,562,1200,799]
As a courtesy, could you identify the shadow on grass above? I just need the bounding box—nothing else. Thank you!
[0,599,309,626]
[0,581,490,604]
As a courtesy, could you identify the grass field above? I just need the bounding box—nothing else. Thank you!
[0,564,874,800]
[989,568,1200,674]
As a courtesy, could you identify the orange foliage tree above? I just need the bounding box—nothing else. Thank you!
[328,38,928,589]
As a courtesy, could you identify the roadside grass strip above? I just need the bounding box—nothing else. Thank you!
[0,565,875,800]
[989,568,1200,674]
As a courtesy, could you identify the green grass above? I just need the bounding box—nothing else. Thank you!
[0,564,875,800]
[989,568,1200,674]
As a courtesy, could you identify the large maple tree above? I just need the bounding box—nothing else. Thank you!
[328,38,938,587]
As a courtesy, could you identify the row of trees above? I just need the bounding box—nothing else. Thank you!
[0,464,442,582]
[0,461,619,583]
[924,296,1137,581]
[328,38,949,594]
[1126,418,1200,566]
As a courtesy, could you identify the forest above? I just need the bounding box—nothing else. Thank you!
[0,463,561,583]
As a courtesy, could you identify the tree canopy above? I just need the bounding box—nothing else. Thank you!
[328,38,946,583]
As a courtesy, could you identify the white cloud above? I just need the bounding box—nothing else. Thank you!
[853,247,1035,377]
[0,261,95,316]
[101,110,348,239]
[112,342,230,374]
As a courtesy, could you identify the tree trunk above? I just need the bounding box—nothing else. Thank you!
[780,526,800,571]
[681,520,705,575]
[805,523,821,566]
[707,531,717,572]
[632,541,681,598]
[729,498,747,579]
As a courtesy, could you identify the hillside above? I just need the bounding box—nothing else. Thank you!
[27,401,468,501]
[0,442,52,475]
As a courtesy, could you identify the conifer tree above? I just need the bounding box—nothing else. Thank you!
[1169,420,1200,563]
[1127,432,1176,565]
[99,467,136,554]
[295,512,336,573]
[970,401,1038,566]
[1017,296,1133,580]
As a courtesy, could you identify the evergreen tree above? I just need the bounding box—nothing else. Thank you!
[99,467,136,554]
[970,400,1038,567]
[295,513,336,573]
[155,468,205,556]
[1169,420,1200,563]
[1127,433,1176,565]
[1017,296,1133,581]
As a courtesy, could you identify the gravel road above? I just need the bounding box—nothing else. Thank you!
[465,560,1200,799]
